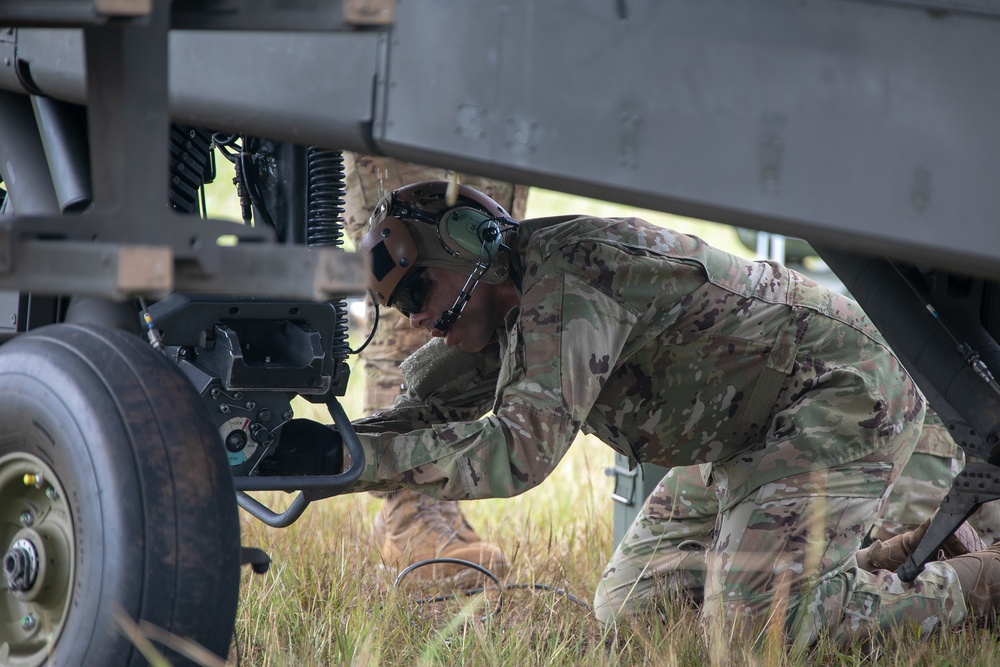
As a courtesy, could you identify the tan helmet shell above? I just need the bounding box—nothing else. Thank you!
[358,206,420,307]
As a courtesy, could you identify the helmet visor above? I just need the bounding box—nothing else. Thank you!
[390,267,432,316]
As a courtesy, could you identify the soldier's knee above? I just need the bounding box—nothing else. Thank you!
[593,574,640,625]
[593,553,707,625]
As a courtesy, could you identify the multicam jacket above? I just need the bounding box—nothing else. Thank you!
[351,215,920,502]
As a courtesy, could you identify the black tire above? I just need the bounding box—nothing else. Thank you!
[0,323,240,666]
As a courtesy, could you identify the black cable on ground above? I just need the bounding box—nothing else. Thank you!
[392,557,592,615]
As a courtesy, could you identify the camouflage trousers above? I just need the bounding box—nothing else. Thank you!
[873,410,1000,543]
[594,455,969,648]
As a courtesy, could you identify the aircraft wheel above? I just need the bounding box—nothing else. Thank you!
[0,323,240,666]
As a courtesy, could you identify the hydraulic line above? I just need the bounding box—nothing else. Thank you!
[31,96,91,212]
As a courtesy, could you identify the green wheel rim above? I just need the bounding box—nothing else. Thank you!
[0,452,74,666]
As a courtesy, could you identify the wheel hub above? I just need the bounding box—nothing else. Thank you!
[1,451,74,665]
[4,537,39,592]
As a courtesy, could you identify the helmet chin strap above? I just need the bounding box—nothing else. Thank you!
[433,253,493,332]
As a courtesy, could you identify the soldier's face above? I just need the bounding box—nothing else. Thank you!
[406,267,510,353]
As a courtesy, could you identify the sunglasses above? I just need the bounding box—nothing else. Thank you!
[391,268,432,317]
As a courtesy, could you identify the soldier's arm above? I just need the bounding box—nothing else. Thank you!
[349,268,638,500]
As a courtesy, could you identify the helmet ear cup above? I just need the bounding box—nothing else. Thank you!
[438,207,503,260]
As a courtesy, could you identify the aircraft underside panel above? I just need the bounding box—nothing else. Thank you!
[0,1,997,277]
[375,0,1000,277]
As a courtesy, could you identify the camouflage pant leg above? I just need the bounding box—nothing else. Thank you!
[837,561,966,642]
[702,463,889,647]
[362,352,406,502]
[873,410,963,539]
[874,410,1000,541]
[872,452,961,540]
[362,351,408,414]
[593,464,717,624]
[697,357,972,650]
[703,461,966,650]
[358,309,432,501]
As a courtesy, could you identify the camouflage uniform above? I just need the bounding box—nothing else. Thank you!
[352,215,975,646]
[594,407,1000,632]
[594,464,717,618]
[873,409,1000,544]
[873,410,962,540]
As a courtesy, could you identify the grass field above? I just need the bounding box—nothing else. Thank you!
[219,183,1000,666]
[232,426,1000,665]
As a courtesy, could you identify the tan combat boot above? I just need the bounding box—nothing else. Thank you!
[373,488,509,588]
[947,543,1000,619]
[857,513,987,572]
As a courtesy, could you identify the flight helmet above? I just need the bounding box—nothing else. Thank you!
[359,180,517,330]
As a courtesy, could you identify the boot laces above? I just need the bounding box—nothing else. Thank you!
[413,496,465,546]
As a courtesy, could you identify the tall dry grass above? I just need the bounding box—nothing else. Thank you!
[231,449,1000,667]
[232,429,620,666]
[231,441,1000,667]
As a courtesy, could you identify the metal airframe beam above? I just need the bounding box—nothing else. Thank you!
[377,0,1000,279]
[3,2,998,280]
[0,0,999,293]
[0,3,366,300]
